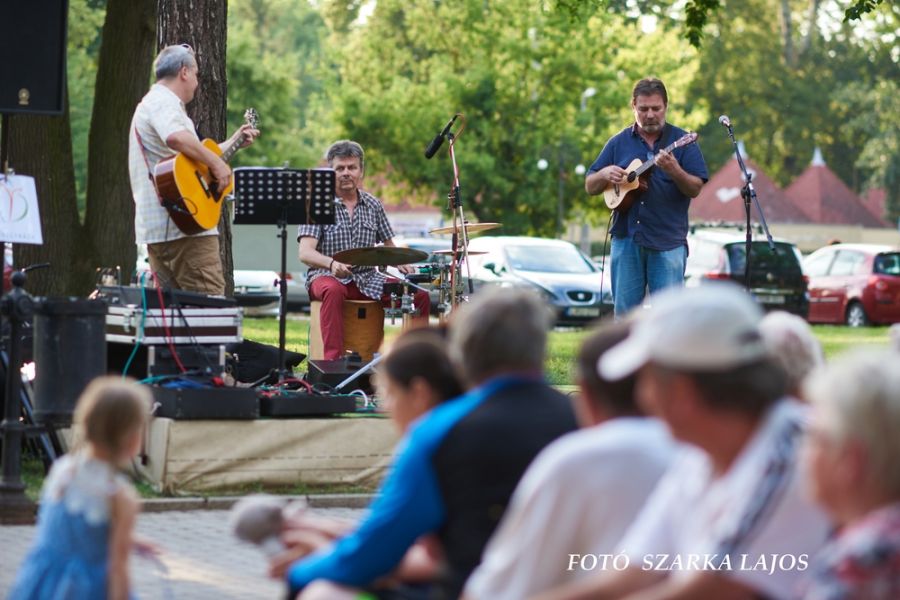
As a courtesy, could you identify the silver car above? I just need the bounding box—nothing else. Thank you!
[465,236,613,324]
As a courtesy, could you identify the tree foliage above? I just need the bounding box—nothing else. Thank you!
[322,0,700,235]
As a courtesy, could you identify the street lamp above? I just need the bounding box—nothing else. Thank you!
[580,87,597,112]
[538,157,582,239]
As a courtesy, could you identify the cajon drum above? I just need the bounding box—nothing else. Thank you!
[309,299,384,361]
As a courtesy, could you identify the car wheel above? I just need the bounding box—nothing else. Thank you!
[845,302,869,327]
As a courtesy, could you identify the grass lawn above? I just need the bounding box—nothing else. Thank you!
[243,315,893,386]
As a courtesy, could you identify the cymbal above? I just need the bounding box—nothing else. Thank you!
[428,222,501,235]
[333,246,429,267]
[432,249,488,256]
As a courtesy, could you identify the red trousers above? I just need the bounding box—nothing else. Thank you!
[310,276,431,360]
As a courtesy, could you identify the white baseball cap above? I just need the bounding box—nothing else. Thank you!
[598,282,767,381]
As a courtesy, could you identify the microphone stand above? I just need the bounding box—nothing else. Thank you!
[445,117,474,310]
[722,121,775,290]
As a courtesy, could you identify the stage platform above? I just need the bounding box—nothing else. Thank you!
[140,415,399,494]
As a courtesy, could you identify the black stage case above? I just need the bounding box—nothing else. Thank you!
[150,386,259,420]
[259,392,357,417]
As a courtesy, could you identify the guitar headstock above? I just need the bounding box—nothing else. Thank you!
[243,108,259,129]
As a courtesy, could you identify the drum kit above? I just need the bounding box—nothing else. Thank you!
[332,221,501,326]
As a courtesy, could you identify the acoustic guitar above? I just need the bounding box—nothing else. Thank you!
[602,132,699,214]
[153,108,259,235]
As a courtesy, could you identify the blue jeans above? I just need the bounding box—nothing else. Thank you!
[610,236,687,317]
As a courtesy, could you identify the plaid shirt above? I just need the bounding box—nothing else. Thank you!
[297,190,395,300]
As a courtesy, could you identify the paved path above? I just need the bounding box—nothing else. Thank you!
[0,506,365,599]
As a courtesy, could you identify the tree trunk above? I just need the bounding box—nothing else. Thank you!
[7,107,81,296]
[157,0,233,296]
[800,0,820,57]
[780,0,795,67]
[83,0,157,290]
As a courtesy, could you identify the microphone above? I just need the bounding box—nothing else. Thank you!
[424,114,459,159]
[718,115,732,128]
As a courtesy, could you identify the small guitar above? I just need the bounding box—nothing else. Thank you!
[602,132,699,213]
[154,108,259,235]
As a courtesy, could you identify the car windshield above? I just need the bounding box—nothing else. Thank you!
[504,244,595,274]
[725,242,802,275]
[874,253,900,276]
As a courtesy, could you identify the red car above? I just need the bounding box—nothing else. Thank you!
[803,243,900,326]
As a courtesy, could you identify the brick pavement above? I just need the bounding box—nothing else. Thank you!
[0,505,365,599]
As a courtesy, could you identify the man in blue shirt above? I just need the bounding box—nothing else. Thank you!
[585,78,708,317]
[281,288,577,599]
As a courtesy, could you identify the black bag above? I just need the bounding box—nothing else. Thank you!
[226,340,305,384]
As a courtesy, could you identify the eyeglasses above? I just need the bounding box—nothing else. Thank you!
[180,43,194,54]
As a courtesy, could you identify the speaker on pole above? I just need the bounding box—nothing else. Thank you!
[0,0,69,115]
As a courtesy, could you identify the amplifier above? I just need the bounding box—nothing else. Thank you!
[150,385,259,420]
[259,392,357,417]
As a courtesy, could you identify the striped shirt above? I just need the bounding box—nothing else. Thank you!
[128,83,217,245]
[297,190,394,300]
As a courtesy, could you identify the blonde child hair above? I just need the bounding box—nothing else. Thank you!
[73,376,151,458]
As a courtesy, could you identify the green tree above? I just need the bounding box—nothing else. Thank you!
[226,0,337,170]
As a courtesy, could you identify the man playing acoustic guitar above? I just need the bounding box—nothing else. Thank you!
[585,77,707,317]
[128,44,259,295]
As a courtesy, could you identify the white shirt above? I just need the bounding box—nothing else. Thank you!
[128,83,217,244]
[464,418,675,600]
[619,400,832,600]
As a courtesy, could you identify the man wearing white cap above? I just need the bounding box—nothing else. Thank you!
[538,283,832,600]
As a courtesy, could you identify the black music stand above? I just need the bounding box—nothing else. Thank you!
[234,167,335,380]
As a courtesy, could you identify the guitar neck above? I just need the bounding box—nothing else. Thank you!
[219,135,245,164]
[633,138,684,177]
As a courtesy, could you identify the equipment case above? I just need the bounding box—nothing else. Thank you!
[105,306,243,345]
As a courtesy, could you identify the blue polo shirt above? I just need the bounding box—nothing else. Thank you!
[588,123,708,251]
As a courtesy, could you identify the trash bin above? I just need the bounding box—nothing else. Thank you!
[32,298,107,425]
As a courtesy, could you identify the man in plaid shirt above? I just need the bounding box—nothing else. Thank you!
[298,141,430,360]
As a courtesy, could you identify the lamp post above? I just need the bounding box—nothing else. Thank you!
[538,157,585,240]
[580,86,597,112]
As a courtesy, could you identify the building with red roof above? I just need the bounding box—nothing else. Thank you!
[785,148,886,228]
[689,142,810,224]
[860,187,891,227]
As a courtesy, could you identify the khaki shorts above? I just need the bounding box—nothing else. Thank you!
[147,235,225,295]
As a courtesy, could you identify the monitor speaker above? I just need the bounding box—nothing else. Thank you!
[0,0,69,115]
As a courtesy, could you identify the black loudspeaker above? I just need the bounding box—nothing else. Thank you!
[0,0,69,115]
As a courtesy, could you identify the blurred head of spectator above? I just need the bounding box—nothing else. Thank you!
[798,350,900,598]
[449,287,553,386]
[574,320,639,426]
[378,327,463,432]
[600,282,786,463]
[803,350,900,524]
[759,310,824,400]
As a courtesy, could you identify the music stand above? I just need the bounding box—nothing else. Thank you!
[234,167,336,380]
